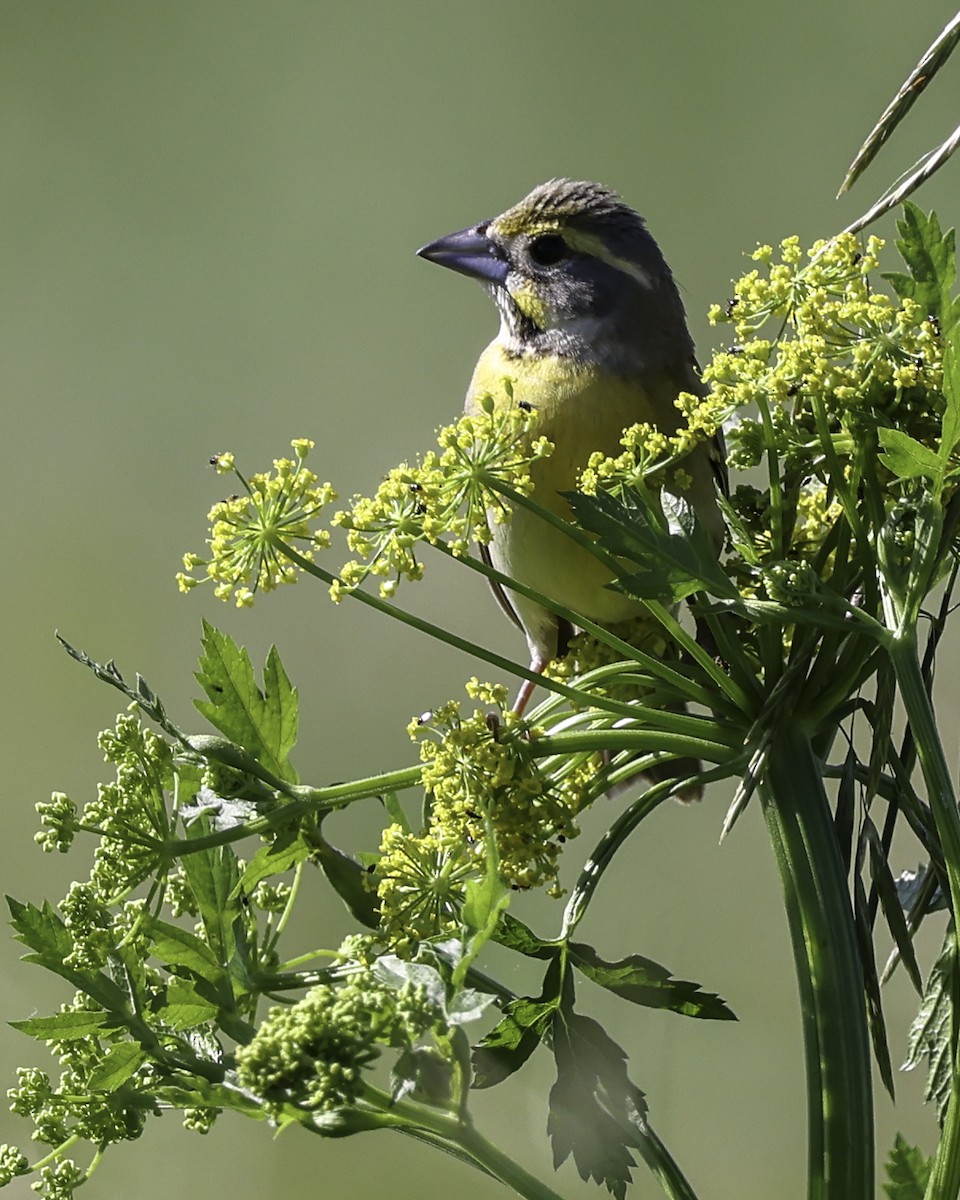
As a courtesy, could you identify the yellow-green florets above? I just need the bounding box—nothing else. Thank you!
[178,439,335,606]
[332,393,552,600]
[404,681,585,899]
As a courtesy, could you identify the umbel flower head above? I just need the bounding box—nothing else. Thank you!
[234,955,441,1115]
[578,390,728,499]
[709,232,944,482]
[178,439,336,606]
[332,392,552,600]
[376,678,593,955]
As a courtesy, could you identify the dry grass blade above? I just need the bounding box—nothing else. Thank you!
[843,122,960,235]
[839,10,960,197]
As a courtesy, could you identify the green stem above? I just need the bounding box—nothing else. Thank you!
[887,633,960,913]
[166,764,423,855]
[928,1070,960,1200]
[634,1121,702,1200]
[885,632,960,1200]
[561,777,673,937]
[360,1088,569,1200]
[761,722,873,1200]
[283,540,701,723]
[533,728,738,764]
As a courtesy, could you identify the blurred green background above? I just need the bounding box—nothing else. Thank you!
[3,2,960,1197]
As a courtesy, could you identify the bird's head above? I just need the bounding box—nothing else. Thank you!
[418,179,693,372]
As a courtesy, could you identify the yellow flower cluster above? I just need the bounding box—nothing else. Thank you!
[375,823,478,953]
[375,682,588,943]
[709,234,943,478]
[332,394,552,600]
[578,391,727,497]
[177,440,335,606]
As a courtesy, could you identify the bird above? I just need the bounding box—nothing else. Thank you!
[417,179,725,734]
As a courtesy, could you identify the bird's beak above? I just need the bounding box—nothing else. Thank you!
[416,223,509,287]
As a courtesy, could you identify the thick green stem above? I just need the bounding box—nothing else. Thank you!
[358,1088,569,1200]
[761,723,873,1200]
[886,632,960,1200]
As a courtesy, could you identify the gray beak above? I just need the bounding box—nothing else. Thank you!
[416,223,509,287]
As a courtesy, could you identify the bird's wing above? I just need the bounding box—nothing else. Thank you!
[479,543,525,632]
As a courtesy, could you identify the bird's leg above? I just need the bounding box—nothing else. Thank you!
[512,657,548,717]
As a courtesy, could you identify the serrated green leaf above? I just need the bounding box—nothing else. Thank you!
[194,621,299,783]
[158,978,219,1030]
[904,926,958,1126]
[148,919,222,980]
[86,1041,148,1091]
[882,1132,932,1199]
[235,830,312,896]
[472,955,563,1089]
[472,995,557,1089]
[568,942,735,1020]
[548,1006,648,1200]
[7,897,130,1014]
[10,1011,113,1041]
[494,913,559,960]
[564,489,737,603]
[878,428,944,482]
[885,203,960,333]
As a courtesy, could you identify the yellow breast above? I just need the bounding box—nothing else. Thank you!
[465,341,676,625]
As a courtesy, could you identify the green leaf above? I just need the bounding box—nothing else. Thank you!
[472,955,563,1089]
[882,1133,932,1199]
[179,823,242,986]
[148,919,222,982]
[877,428,944,483]
[313,830,380,928]
[904,925,958,1126]
[10,1011,113,1040]
[472,995,557,1089]
[494,913,559,960]
[548,1005,648,1200]
[194,621,299,784]
[157,978,220,1030]
[463,873,508,940]
[235,830,312,896]
[861,817,923,994]
[391,1045,453,1106]
[568,942,736,1020]
[382,791,410,832]
[7,897,130,1014]
[853,869,895,1099]
[87,1041,148,1091]
[941,333,960,462]
[564,489,737,603]
[884,203,960,333]
[56,635,187,744]
[456,865,510,989]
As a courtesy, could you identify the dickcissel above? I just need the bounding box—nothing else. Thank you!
[418,179,725,722]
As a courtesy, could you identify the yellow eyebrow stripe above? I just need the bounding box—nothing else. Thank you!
[489,214,652,289]
[560,229,652,287]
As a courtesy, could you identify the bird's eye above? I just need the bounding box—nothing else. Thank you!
[527,233,569,266]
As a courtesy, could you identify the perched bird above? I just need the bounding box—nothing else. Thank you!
[417,179,725,721]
